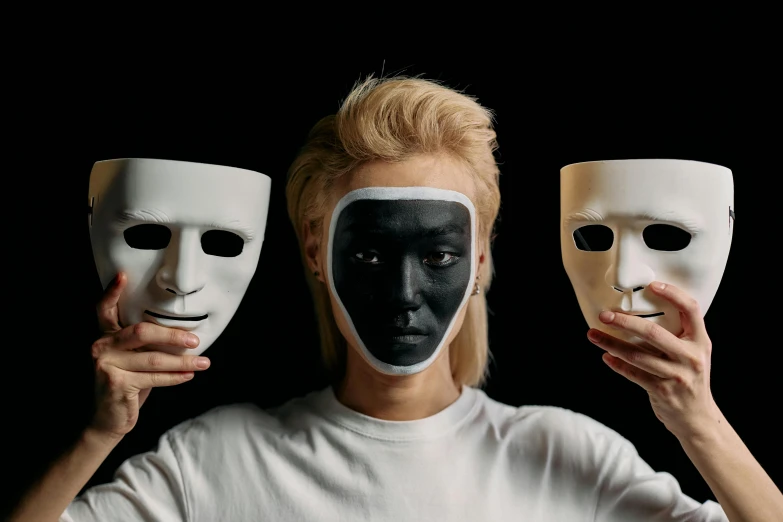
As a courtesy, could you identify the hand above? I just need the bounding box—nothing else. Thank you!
[89,272,211,440]
[586,281,722,440]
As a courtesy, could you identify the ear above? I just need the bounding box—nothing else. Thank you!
[303,220,325,283]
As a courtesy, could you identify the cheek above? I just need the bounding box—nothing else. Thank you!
[645,244,718,289]
[209,242,262,290]
[105,236,164,289]
[563,251,611,289]
[443,299,470,344]
[427,274,470,311]
[327,285,361,346]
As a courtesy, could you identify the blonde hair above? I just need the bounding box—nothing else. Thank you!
[285,75,501,387]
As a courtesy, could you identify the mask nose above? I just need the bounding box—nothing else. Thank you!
[604,230,655,295]
[387,256,424,311]
[156,228,207,296]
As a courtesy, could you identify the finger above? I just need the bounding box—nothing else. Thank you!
[107,322,200,352]
[97,272,127,332]
[602,353,661,392]
[120,368,196,389]
[107,350,210,373]
[587,329,679,378]
[598,310,688,360]
[648,281,709,342]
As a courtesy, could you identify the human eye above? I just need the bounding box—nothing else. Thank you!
[354,250,382,264]
[424,252,459,267]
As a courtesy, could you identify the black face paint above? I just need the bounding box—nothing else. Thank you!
[329,189,474,374]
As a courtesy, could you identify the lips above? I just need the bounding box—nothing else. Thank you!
[634,312,664,318]
[144,310,209,322]
[612,310,665,319]
[376,326,430,345]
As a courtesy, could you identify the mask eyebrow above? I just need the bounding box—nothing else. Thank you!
[112,210,255,241]
[641,211,703,233]
[563,208,703,233]
[563,208,604,226]
[114,209,172,224]
[207,219,256,242]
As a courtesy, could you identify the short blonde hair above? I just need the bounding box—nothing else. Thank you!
[285,75,501,387]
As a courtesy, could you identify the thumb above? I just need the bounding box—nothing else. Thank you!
[138,388,152,408]
[96,272,127,332]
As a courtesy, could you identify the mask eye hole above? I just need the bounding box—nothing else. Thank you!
[643,224,692,251]
[124,224,171,250]
[202,230,244,257]
[573,225,613,251]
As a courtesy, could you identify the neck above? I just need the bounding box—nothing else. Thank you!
[335,346,461,421]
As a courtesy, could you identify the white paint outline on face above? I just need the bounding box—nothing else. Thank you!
[327,186,477,376]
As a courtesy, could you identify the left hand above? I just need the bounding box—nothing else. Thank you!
[586,281,722,440]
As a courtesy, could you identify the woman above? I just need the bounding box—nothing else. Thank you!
[12,76,781,521]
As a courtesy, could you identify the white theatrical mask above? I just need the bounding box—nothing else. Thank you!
[89,158,271,356]
[560,159,734,342]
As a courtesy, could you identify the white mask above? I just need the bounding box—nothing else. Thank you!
[89,158,271,356]
[560,159,734,342]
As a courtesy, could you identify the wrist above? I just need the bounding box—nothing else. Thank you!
[81,426,124,452]
[675,404,735,452]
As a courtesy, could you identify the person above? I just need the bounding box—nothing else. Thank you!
[10,75,782,521]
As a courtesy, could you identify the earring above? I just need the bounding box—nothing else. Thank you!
[471,275,481,296]
[313,271,320,277]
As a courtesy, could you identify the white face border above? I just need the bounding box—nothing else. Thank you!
[327,186,477,375]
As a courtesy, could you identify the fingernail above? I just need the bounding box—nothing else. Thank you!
[185,334,200,347]
[587,329,602,342]
[195,357,210,369]
[599,311,615,323]
[183,372,194,380]
[653,282,666,291]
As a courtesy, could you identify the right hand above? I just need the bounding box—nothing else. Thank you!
[88,272,211,440]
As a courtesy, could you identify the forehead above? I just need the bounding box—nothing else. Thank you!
[93,164,269,224]
[336,199,472,233]
[331,187,475,240]
[560,161,733,218]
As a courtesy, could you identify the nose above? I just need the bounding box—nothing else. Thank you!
[604,230,655,293]
[155,228,207,296]
[387,256,424,310]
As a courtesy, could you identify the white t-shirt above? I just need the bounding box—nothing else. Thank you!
[61,386,727,521]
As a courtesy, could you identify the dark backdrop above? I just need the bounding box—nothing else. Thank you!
[8,55,775,515]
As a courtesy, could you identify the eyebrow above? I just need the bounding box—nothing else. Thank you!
[356,222,468,238]
[564,208,703,232]
[114,209,256,241]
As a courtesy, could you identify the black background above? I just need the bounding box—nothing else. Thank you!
[7,51,776,516]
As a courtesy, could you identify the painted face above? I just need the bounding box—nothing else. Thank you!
[328,187,476,375]
[88,158,271,356]
[560,159,734,342]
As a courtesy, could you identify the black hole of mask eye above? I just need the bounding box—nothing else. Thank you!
[643,224,692,251]
[201,230,244,257]
[573,225,613,251]
[124,224,172,250]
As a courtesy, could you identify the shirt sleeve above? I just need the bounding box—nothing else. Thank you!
[595,438,728,522]
[59,431,189,522]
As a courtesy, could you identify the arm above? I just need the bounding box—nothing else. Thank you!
[588,281,783,521]
[10,429,121,522]
[9,273,209,522]
[678,410,782,522]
